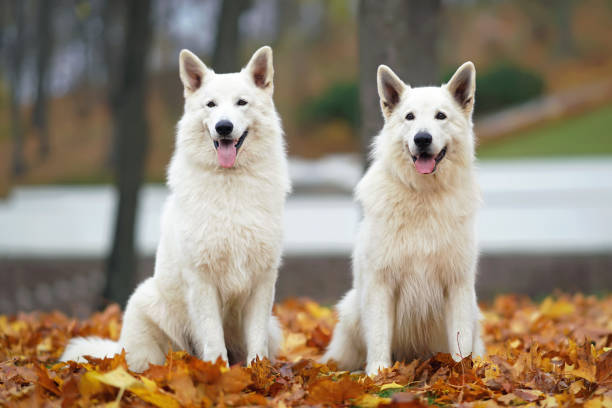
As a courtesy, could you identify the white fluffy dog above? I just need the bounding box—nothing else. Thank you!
[323,62,485,375]
[61,46,291,372]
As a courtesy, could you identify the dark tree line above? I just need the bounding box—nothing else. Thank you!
[7,0,26,177]
[3,0,56,178]
[32,0,55,159]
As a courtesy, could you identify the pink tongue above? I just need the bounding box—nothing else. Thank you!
[217,141,237,168]
[415,156,436,174]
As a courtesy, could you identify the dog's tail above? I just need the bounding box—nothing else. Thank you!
[60,337,121,363]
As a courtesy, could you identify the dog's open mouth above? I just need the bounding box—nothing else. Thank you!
[213,130,248,168]
[411,147,447,174]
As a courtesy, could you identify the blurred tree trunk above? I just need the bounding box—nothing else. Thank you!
[9,1,26,177]
[103,0,153,308]
[212,0,252,72]
[32,0,55,159]
[358,0,441,167]
[103,0,125,168]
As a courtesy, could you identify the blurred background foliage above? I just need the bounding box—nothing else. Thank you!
[1,0,611,192]
[443,63,545,115]
[1,0,611,309]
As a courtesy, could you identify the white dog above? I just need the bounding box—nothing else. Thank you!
[61,46,291,372]
[323,62,485,375]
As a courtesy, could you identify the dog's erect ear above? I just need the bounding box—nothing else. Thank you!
[244,46,274,92]
[377,65,408,118]
[179,49,210,96]
[445,61,476,114]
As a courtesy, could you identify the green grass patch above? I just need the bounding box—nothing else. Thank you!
[477,104,612,158]
[377,386,406,398]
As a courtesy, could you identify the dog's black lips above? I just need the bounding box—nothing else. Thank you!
[213,130,248,151]
[435,146,447,163]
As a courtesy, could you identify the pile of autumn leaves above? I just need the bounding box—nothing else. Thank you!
[1,294,612,407]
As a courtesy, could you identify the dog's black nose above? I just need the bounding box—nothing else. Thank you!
[215,120,234,136]
[414,132,432,149]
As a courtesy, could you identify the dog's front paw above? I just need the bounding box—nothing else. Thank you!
[366,360,391,376]
[450,329,473,362]
[203,347,228,365]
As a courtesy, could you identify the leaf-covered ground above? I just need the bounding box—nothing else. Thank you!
[1,294,612,407]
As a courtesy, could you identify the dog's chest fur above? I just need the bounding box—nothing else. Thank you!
[357,162,478,287]
[166,154,288,299]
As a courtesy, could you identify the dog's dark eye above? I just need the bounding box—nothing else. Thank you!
[237,99,248,106]
[406,112,415,121]
[206,101,216,108]
[435,112,447,120]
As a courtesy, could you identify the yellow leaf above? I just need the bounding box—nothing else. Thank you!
[108,319,120,340]
[79,371,105,397]
[84,367,180,408]
[565,363,597,382]
[36,337,53,354]
[90,367,140,389]
[380,382,404,391]
[353,393,391,407]
[283,332,308,352]
[0,316,8,333]
[129,387,180,408]
[584,397,612,408]
[140,376,158,392]
[9,320,28,334]
[569,380,584,394]
[541,395,559,408]
[540,297,575,318]
[305,301,333,319]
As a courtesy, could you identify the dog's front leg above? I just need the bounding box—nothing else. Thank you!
[362,280,394,376]
[243,274,275,365]
[446,282,476,362]
[186,278,228,364]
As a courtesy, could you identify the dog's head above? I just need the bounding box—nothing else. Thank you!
[177,46,276,169]
[376,62,476,176]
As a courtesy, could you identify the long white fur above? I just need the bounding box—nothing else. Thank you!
[61,46,291,372]
[60,337,121,363]
[323,62,485,375]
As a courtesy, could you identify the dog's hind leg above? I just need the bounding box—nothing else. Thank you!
[322,289,365,371]
[119,279,173,372]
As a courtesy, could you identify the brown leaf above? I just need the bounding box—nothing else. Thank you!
[306,376,365,405]
[597,350,612,385]
[220,366,252,394]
